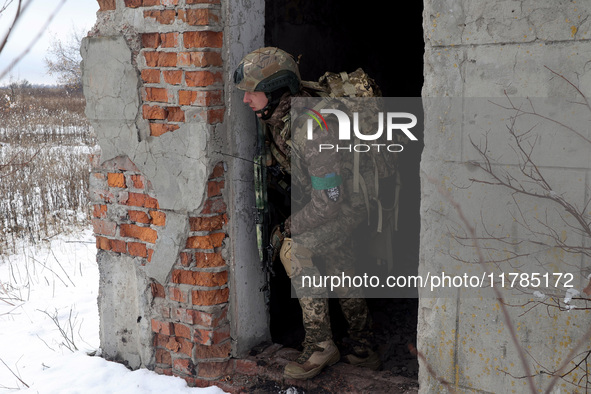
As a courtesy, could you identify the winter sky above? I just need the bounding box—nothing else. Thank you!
[0,0,99,86]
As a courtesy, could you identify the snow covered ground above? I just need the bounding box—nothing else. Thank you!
[0,226,226,393]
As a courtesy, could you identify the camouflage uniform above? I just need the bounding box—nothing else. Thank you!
[263,92,374,349]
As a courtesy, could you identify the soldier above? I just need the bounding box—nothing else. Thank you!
[233,47,380,380]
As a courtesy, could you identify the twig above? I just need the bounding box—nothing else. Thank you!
[0,356,29,388]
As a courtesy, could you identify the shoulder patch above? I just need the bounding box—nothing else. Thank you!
[326,186,340,202]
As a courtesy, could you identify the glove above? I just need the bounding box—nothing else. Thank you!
[270,223,286,262]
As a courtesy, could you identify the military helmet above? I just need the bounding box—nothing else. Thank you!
[233,47,301,94]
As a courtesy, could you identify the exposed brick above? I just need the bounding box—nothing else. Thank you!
[179,252,192,267]
[194,252,225,268]
[185,8,220,26]
[166,106,185,122]
[129,210,151,224]
[127,242,148,257]
[159,32,178,48]
[235,359,258,376]
[185,233,225,249]
[107,173,126,188]
[147,248,154,262]
[110,239,127,253]
[179,89,223,106]
[153,333,170,348]
[207,180,225,197]
[187,0,220,4]
[173,306,226,327]
[167,337,193,356]
[171,270,228,287]
[97,0,116,11]
[201,197,226,214]
[173,323,192,339]
[163,70,183,85]
[190,108,226,124]
[150,122,180,137]
[209,162,225,178]
[143,0,160,5]
[151,319,174,335]
[197,360,232,378]
[183,31,223,49]
[131,175,145,189]
[93,204,108,219]
[168,286,188,303]
[155,348,172,365]
[143,51,160,67]
[191,288,229,306]
[173,358,195,375]
[124,0,141,7]
[189,215,227,232]
[144,9,176,24]
[126,192,158,208]
[158,52,178,67]
[92,218,117,236]
[194,341,231,360]
[185,70,222,87]
[178,51,222,68]
[151,282,166,298]
[154,367,173,376]
[166,336,181,352]
[141,69,161,84]
[120,223,158,243]
[149,210,166,226]
[96,236,111,251]
[141,33,161,48]
[144,87,169,103]
[143,104,167,120]
[160,0,178,5]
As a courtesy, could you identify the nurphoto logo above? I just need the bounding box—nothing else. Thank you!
[305,108,418,153]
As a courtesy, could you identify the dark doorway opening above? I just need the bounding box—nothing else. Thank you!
[264,0,423,379]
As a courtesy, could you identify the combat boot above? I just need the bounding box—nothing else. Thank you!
[342,338,381,370]
[284,339,340,380]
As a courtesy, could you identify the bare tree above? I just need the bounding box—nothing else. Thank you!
[44,28,83,91]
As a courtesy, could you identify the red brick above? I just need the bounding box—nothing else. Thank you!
[143,0,160,5]
[92,218,117,236]
[207,180,225,197]
[166,106,185,122]
[177,51,222,67]
[197,360,232,378]
[150,122,180,136]
[190,108,226,124]
[179,89,223,106]
[143,104,167,120]
[185,70,222,87]
[141,69,161,84]
[97,0,116,11]
[144,9,176,24]
[167,337,193,356]
[154,367,172,376]
[160,32,178,48]
[149,210,166,226]
[189,215,227,232]
[173,306,226,327]
[127,242,148,257]
[178,90,197,106]
[168,286,187,303]
[155,348,172,365]
[125,192,147,207]
[151,282,166,298]
[129,210,151,224]
[107,172,126,188]
[131,175,145,189]
[185,8,220,26]
[110,239,127,253]
[194,341,231,360]
[191,288,229,306]
[151,319,174,335]
[147,248,154,262]
[173,358,195,375]
[160,0,178,5]
[171,270,228,287]
[179,252,192,267]
[144,195,160,209]
[194,252,225,268]
[143,51,160,67]
[163,70,182,85]
[96,236,111,251]
[183,31,223,48]
[141,33,161,48]
[209,162,225,178]
[187,0,220,4]
[93,204,108,218]
[120,223,158,243]
[201,197,226,214]
[185,233,225,249]
[124,0,141,7]
[153,333,170,348]
[174,323,192,339]
[144,87,169,103]
[235,359,258,375]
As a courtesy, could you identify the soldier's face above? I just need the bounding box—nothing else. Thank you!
[243,91,268,116]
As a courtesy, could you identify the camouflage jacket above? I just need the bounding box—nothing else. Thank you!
[262,92,345,237]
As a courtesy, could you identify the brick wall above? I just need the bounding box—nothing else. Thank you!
[89,0,236,386]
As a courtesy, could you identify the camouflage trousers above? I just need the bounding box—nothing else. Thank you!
[290,199,372,347]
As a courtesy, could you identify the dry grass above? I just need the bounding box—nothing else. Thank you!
[0,85,95,254]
